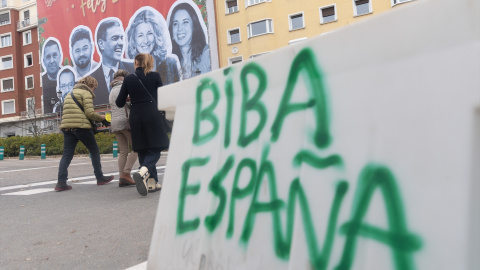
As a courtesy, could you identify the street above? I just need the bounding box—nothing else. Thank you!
[0,153,166,270]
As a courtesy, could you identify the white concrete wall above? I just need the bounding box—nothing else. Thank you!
[148,0,480,269]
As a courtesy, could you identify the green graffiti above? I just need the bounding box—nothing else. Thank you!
[177,157,210,235]
[193,78,220,145]
[205,155,235,233]
[335,165,422,270]
[238,63,268,148]
[271,48,331,149]
[293,150,344,169]
[224,68,234,148]
[227,158,257,238]
[177,47,423,269]
[240,146,284,243]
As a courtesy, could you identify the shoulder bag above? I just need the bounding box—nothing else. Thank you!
[132,73,173,133]
[70,92,98,134]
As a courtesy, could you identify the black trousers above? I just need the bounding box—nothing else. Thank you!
[58,129,103,182]
[137,149,161,182]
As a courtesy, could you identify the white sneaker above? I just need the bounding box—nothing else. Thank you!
[133,166,150,196]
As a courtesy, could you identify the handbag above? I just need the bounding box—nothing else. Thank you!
[132,73,173,133]
[124,105,130,131]
[70,92,99,134]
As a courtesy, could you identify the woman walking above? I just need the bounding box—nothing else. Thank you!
[116,53,169,196]
[109,69,138,187]
[55,76,114,192]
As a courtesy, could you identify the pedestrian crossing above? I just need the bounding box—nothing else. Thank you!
[0,166,165,196]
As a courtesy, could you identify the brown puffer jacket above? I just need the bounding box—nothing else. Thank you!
[60,83,103,129]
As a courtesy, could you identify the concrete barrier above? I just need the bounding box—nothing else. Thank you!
[148,0,480,269]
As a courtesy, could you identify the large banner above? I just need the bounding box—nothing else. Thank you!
[37,0,214,114]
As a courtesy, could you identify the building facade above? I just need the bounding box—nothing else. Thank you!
[215,0,416,67]
[0,0,52,137]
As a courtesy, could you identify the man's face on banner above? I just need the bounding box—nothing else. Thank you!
[72,38,93,69]
[58,72,75,100]
[99,25,124,62]
[43,44,61,78]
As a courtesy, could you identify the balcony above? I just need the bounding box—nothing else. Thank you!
[17,17,37,31]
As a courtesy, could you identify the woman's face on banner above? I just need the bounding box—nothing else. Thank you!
[135,22,155,54]
[172,9,193,48]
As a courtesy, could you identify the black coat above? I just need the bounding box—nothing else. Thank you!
[115,67,169,152]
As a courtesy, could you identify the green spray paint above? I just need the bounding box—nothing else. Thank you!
[335,165,422,270]
[205,155,235,233]
[176,47,423,270]
[238,63,268,148]
[227,158,257,238]
[193,78,220,145]
[271,48,331,149]
[177,157,210,235]
[224,68,234,148]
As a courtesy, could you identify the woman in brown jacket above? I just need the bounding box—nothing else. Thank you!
[55,76,114,192]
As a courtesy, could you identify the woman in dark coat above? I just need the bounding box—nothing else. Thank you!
[115,53,169,196]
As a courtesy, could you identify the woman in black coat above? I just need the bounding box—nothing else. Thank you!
[116,53,169,196]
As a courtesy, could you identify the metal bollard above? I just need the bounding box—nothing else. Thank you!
[113,141,118,158]
[41,144,46,159]
[0,146,4,160]
[19,145,25,160]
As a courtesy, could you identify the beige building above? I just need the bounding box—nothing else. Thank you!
[215,0,416,67]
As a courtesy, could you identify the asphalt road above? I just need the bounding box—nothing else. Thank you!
[0,153,167,270]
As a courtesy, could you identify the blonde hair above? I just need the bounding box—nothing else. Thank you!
[78,76,98,90]
[134,53,154,74]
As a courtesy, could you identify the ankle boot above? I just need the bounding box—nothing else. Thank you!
[132,166,150,196]
[147,178,161,193]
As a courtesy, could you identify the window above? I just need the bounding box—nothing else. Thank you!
[289,13,305,31]
[1,55,13,70]
[26,97,35,116]
[226,0,238,14]
[23,31,32,45]
[1,0,7,8]
[25,75,34,90]
[2,99,15,115]
[246,0,267,7]
[24,53,33,67]
[320,5,337,24]
[0,12,10,25]
[0,33,11,48]
[247,19,273,38]
[354,0,371,16]
[228,56,243,65]
[1,77,14,92]
[228,28,241,44]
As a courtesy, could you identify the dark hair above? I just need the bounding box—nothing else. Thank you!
[70,28,91,48]
[44,39,59,52]
[168,3,207,64]
[96,19,121,52]
[127,9,166,63]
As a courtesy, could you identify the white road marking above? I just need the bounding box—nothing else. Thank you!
[0,166,166,195]
[0,160,118,174]
[3,188,53,196]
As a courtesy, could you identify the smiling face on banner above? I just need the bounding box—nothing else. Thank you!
[37,0,211,113]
